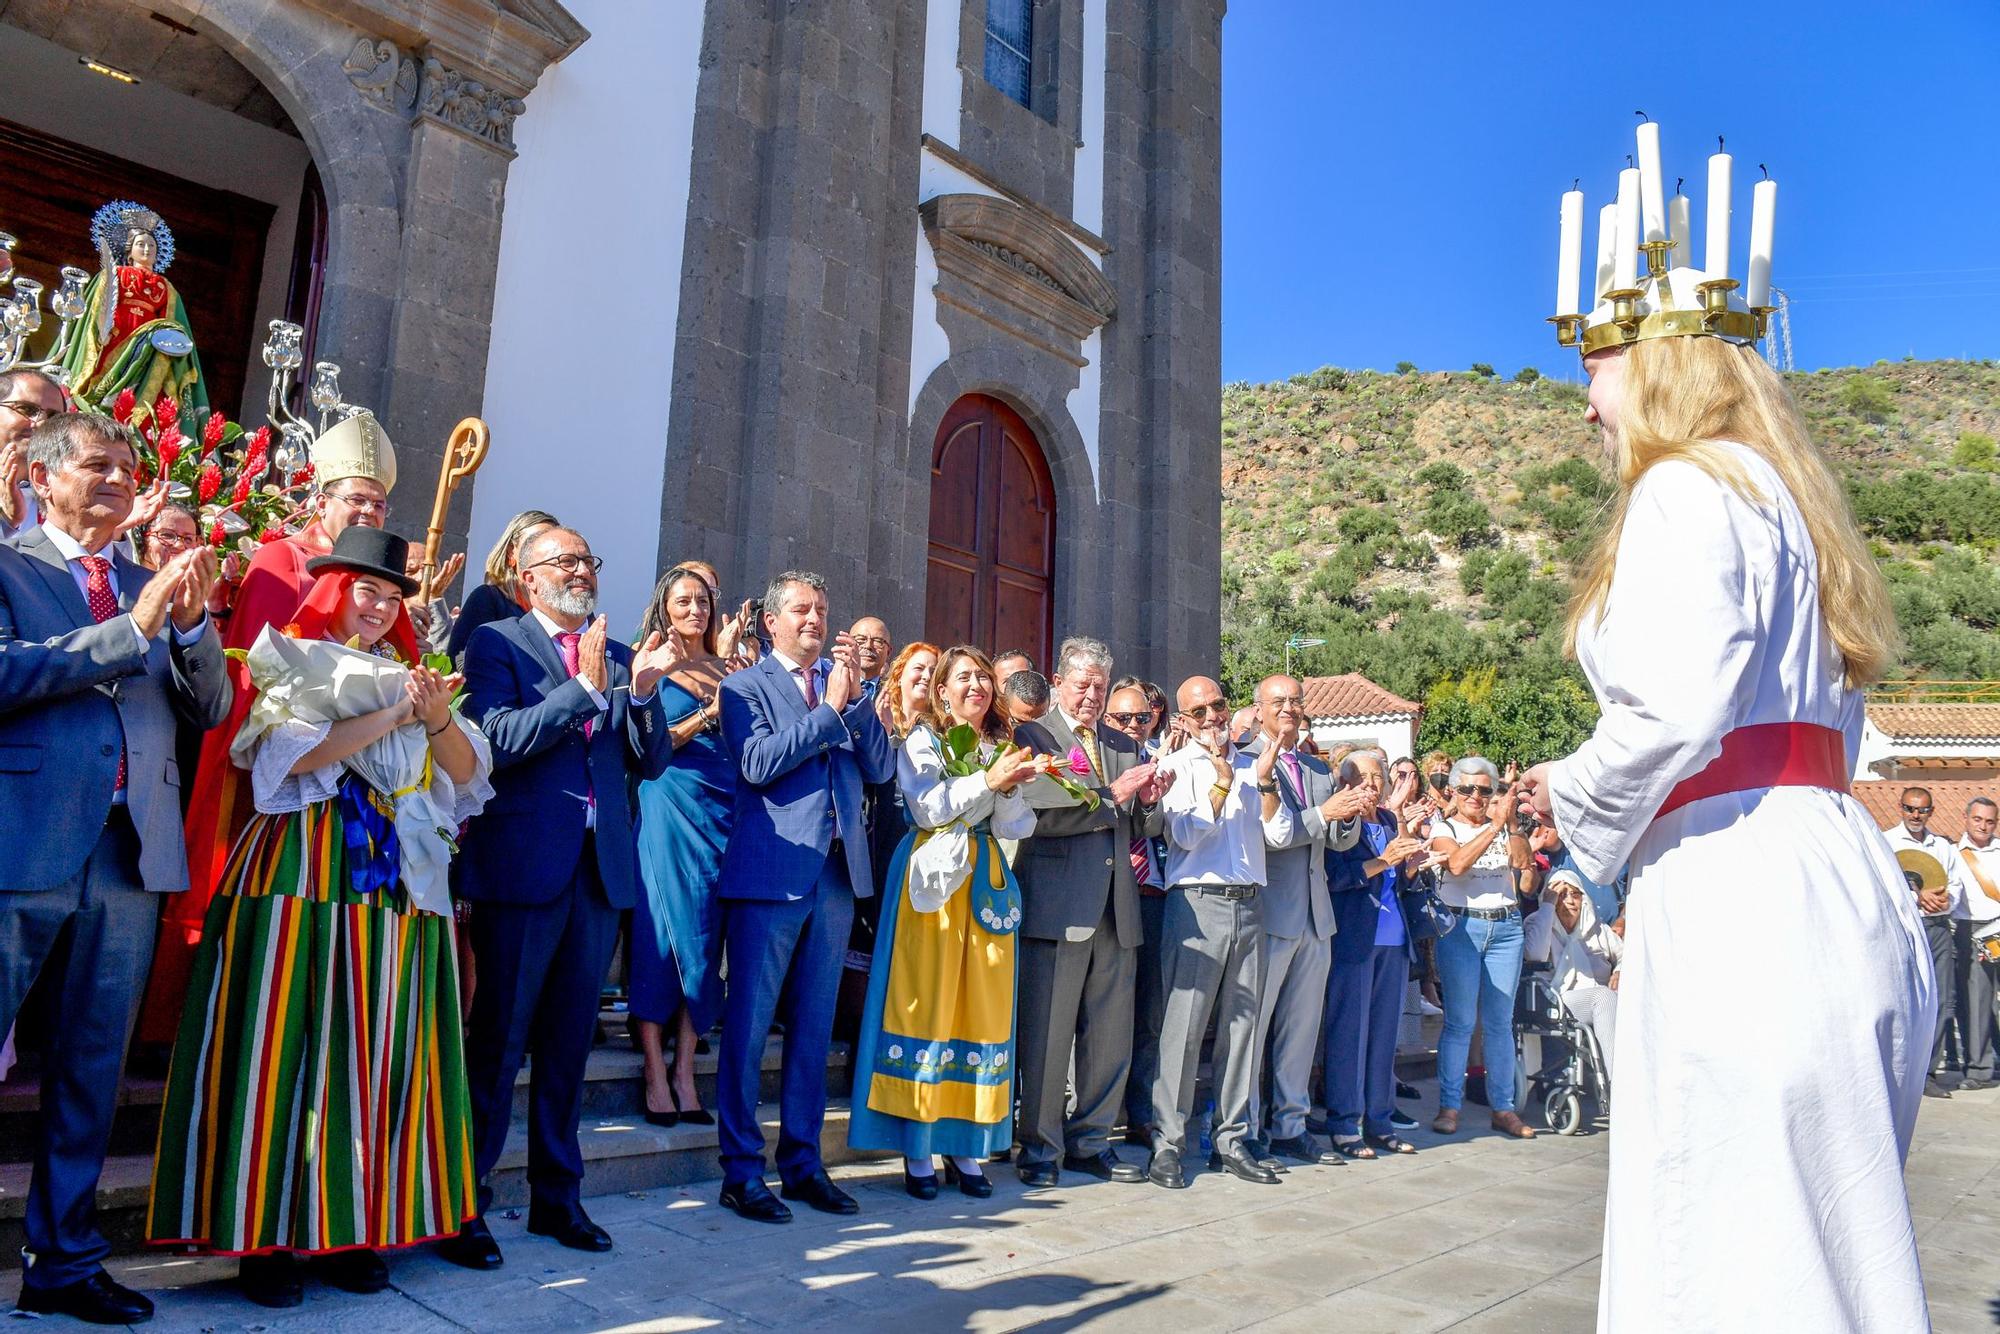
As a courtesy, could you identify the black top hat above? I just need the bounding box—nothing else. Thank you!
[305,526,421,595]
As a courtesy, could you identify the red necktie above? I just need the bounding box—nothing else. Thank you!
[79,555,126,792]
[556,630,594,738]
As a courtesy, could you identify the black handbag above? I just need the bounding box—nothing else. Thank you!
[1401,867,1458,941]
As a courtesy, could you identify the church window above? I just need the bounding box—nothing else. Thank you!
[983,0,1034,107]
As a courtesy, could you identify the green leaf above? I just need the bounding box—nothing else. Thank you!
[943,723,979,761]
[223,647,249,664]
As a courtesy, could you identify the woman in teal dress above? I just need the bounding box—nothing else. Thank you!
[631,564,736,1125]
[848,646,1042,1199]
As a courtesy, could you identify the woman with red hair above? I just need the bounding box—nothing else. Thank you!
[147,528,494,1309]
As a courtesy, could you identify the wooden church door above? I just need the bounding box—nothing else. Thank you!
[924,394,1056,665]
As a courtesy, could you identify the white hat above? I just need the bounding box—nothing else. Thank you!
[310,411,396,491]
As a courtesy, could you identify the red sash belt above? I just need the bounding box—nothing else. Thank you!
[1654,722,1849,822]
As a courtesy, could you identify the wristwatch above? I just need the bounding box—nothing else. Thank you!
[1256,780,1278,794]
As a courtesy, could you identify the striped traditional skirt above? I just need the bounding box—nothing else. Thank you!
[147,797,475,1255]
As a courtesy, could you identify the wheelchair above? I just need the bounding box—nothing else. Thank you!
[1513,962,1611,1135]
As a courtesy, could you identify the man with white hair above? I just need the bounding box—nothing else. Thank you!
[1011,636,1161,1187]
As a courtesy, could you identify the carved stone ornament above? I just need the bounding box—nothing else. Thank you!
[920,193,1118,367]
[343,37,419,113]
[419,57,528,152]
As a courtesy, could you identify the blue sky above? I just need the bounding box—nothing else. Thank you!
[1220,2,2000,384]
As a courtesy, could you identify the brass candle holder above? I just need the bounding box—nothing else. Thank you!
[1547,313,1586,347]
[1640,238,1676,280]
[1751,305,1775,340]
[1695,277,1740,331]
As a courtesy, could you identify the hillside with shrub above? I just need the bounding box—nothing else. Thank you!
[1219,358,2000,759]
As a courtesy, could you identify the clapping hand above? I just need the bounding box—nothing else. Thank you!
[406,664,463,732]
[0,440,24,521]
[577,614,610,694]
[1109,760,1157,807]
[823,631,861,712]
[1320,785,1372,824]
[116,478,170,539]
[630,628,685,699]
[1380,834,1426,866]
[168,546,218,632]
[984,746,1042,793]
[131,547,206,639]
[1516,762,1556,824]
[1385,766,1417,815]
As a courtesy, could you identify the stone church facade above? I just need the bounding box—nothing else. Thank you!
[0,0,1222,680]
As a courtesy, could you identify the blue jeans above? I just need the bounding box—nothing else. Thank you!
[1435,911,1524,1113]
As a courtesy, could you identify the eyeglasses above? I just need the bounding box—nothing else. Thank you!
[1263,695,1305,712]
[526,552,604,575]
[1184,701,1230,718]
[326,490,388,514]
[149,530,199,550]
[1106,711,1153,727]
[1455,784,1494,796]
[852,635,890,648]
[0,400,54,424]
[1901,805,1933,815]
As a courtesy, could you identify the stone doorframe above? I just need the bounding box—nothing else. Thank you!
[140,0,586,557]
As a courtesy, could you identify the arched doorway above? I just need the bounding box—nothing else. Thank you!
[925,393,1056,665]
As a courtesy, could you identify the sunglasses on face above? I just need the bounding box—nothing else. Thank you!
[1902,805,1932,815]
[1184,701,1229,718]
[1106,711,1152,726]
[1455,784,1494,796]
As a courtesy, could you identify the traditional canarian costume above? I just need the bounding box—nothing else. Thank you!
[1544,125,1935,1330]
[148,558,492,1255]
[848,726,1036,1159]
[140,414,398,1044]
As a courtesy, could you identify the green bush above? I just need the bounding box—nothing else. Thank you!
[1835,373,1896,423]
[1335,507,1397,544]
[1470,363,1497,379]
[1952,431,1997,471]
[1514,367,1542,384]
[1414,460,1469,492]
[1395,361,1417,375]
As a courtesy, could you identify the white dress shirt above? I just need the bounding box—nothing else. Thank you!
[1882,824,1972,918]
[1157,741,1294,888]
[769,647,825,709]
[1956,837,2000,928]
[530,607,609,713]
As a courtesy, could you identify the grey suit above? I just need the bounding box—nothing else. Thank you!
[1241,737,1337,1143]
[0,525,229,1290]
[1011,712,1160,1169]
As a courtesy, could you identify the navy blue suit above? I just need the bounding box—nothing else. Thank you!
[457,613,671,1213]
[1323,812,1421,1139]
[714,651,893,1186]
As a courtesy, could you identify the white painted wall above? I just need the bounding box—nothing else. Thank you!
[1310,718,1418,763]
[472,0,705,637]
[1073,0,1107,237]
[921,0,964,142]
[0,22,309,418]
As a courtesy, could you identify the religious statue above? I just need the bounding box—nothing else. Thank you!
[60,199,209,430]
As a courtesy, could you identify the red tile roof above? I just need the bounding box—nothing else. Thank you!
[1865,704,2000,743]
[1851,779,1998,843]
[1301,673,1422,721]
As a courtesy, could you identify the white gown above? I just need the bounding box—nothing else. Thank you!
[1547,443,1936,1333]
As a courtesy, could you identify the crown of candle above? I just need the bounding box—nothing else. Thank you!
[1549,119,1777,355]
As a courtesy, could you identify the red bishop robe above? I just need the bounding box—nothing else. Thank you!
[137,522,334,1043]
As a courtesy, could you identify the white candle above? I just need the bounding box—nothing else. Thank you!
[1556,188,1585,316]
[1636,121,1667,243]
[1668,194,1691,268]
[1594,203,1618,305]
[1747,177,1777,306]
[1705,151,1733,281]
[1614,167,1641,291]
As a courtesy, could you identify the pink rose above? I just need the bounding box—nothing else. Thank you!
[1067,746,1090,776]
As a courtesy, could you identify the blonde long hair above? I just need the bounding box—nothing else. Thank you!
[1566,336,1898,687]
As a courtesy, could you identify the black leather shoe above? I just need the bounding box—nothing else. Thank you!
[903,1165,940,1200]
[16,1270,156,1325]
[720,1178,793,1224]
[527,1204,614,1252]
[1016,1160,1060,1188]
[437,1216,505,1269]
[944,1160,994,1198]
[1239,1139,1289,1173]
[1267,1133,1342,1166]
[781,1170,860,1215]
[1147,1145,1187,1190]
[238,1252,304,1308]
[1063,1149,1147,1183]
[1209,1147,1282,1184]
[313,1247,389,1293]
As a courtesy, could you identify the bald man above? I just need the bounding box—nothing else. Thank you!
[849,617,891,684]
[1149,676,1291,1189]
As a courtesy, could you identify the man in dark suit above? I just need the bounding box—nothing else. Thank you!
[1241,675,1359,1167]
[714,570,893,1224]
[449,526,674,1266]
[1011,636,1162,1188]
[0,413,227,1325]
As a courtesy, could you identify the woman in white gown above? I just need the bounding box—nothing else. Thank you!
[1521,194,1934,1328]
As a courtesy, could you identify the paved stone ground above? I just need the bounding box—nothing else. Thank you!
[5,1077,1996,1332]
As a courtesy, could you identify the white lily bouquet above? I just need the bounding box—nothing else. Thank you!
[229,625,491,915]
